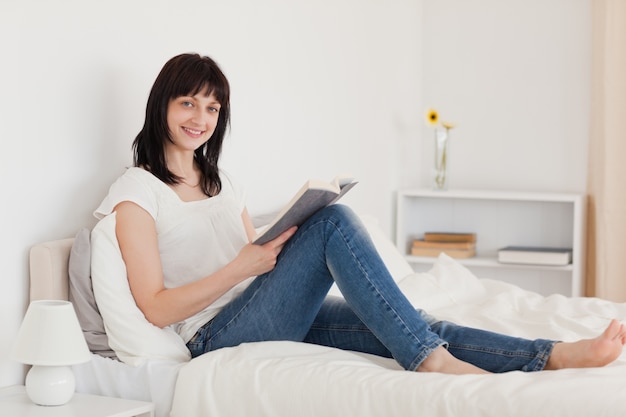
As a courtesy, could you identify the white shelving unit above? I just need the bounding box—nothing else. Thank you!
[395,189,586,297]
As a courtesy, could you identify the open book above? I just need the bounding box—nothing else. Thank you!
[253,175,358,245]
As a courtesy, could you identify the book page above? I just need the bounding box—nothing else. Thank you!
[253,188,339,245]
[252,175,357,245]
[328,181,358,205]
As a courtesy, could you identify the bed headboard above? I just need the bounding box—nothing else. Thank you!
[29,238,74,302]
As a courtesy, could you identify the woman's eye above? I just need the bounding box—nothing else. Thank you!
[182,101,193,107]
[208,107,220,113]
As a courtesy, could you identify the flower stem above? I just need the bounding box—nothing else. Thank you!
[434,128,449,190]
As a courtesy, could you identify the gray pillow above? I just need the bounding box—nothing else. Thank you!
[68,228,117,359]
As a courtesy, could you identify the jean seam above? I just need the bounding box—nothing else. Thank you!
[320,214,444,370]
[408,340,449,371]
[330,217,430,346]
[186,320,211,357]
[528,340,556,371]
[448,344,538,358]
[446,340,555,372]
[205,278,267,350]
[309,323,371,331]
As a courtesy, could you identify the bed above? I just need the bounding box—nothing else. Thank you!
[28,216,626,417]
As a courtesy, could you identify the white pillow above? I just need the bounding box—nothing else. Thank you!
[397,253,486,311]
[360,214,415,281]
[90,213,191,366]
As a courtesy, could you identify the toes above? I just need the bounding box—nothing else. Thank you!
[604,319,622,339]
[608,320,626,345]
[615,323,626,340]
[614,322,626,340]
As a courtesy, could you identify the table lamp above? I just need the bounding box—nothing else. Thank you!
[11,300,91,406]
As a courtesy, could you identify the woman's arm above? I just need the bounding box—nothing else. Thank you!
[114,201,296,328]
[241,207,257,242]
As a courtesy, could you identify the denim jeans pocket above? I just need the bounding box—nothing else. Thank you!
[186,320,212,358]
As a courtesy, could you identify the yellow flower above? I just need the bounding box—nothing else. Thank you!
[425,108,456,130]
[425,108,439,126]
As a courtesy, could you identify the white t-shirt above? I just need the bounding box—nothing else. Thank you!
[94,167,255,342]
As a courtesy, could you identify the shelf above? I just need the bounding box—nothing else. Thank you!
[395,189,586,297]
[406,255,574,271]
[400,188,582,203]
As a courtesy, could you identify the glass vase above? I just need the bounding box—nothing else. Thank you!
[433,128,449,190]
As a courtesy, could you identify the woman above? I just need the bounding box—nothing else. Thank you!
[95,53,625,374]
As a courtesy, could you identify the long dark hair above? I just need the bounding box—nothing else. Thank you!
[132,53,231,196]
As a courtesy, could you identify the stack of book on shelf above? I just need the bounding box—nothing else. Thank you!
[411,232,477,259]
[497,246,572,266]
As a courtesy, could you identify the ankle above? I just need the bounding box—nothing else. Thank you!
[417,346,489,374]
[544,342,563,370]
[417,346,448,373]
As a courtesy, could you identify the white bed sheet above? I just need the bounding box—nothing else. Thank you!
[168,262,626,417]
[70,237,626,417]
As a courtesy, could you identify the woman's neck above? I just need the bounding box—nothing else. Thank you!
[165,148,198,183]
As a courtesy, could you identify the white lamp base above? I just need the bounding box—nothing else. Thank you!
[25,365,76,406]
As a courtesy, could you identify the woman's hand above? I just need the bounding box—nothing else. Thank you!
[230,226,297,277]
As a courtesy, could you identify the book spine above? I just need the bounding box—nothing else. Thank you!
[497,248,572,266]
[423,232,477,243]
[411,247,476,259]
[412,239,475,250]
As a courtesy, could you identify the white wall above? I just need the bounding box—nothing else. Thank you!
[419,0,591,192]
[0,0,422,386]
[0,0,590,386]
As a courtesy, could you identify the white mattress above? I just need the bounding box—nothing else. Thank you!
[74,255,626,417]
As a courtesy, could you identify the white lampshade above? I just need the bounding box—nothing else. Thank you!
[12,300,91,406]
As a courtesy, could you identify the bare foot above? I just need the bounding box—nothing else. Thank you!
[545,319,626,370]
[417,346,490,374]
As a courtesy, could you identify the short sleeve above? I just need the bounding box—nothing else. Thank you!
[220,170,246,212]
[94,168,158,220]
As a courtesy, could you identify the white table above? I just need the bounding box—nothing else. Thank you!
[0,386,154,417]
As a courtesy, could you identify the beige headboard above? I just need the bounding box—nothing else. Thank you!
[29,238,74,302]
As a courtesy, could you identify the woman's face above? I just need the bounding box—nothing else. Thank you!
[166,90,221,152]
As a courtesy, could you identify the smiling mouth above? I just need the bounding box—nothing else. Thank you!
[183,127,204,136]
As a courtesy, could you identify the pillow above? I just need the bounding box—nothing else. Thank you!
[397,253,487,311]
[68,228,116,358]
[360,214,415,281]
[90,213,191,366]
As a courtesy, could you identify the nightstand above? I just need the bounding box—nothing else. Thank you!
[0,385,154,417]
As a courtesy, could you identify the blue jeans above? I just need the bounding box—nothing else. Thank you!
[186,205,555,372]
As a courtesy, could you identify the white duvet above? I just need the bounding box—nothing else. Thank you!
[169,254,626,417]
[74,216,626,417]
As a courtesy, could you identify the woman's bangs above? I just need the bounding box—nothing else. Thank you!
[177,65,229,105]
